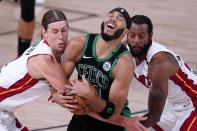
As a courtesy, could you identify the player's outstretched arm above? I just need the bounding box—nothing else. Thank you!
[141,52,179,127]
[27,54,69,92]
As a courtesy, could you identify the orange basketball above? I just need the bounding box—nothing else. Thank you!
[73,95,91,115]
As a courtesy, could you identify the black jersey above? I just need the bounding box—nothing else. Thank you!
[68,33,131,131]
[76,33,129,100]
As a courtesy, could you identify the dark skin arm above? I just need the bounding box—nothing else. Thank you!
[141,52,179,127]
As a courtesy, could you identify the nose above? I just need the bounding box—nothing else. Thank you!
[109,14,118,21]
[133,36,140,44]
[58,31,63,40]
[109,16,116,23]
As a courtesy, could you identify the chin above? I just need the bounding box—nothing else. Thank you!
[58,48,65,53]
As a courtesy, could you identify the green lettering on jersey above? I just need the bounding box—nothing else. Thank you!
[77,64,109,89]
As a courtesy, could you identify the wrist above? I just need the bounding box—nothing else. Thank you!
[86,89,97,103]
[116,115,129,127]
[86,85,98,100]
[98,101,115,119]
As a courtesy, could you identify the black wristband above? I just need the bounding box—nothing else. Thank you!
[98,101,115,119]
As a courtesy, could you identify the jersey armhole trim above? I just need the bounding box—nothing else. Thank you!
[109,51,129,78]
[78,33,90,61]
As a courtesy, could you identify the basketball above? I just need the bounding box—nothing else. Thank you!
[73,95,91,115]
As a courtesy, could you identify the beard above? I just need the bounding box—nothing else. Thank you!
[128,39,152,58]
[101,22,124,41]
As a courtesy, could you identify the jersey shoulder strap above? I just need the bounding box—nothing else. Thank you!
[79,33,98,60]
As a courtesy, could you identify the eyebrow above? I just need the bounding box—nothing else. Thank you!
[50,25,68,30]
[118,13,124,19]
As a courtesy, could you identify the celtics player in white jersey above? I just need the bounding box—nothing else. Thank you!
[0,10,69,131]
[52,7,147,131]
[126,15,197,131]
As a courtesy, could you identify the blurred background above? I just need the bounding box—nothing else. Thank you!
[0,0,197,130]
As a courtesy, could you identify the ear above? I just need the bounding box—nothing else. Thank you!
[41,27,47,39]
[149,32,153,39]
[123,28,129,36]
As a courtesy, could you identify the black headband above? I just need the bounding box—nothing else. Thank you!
[110,7,131,29]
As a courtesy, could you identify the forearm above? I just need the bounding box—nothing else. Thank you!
[87,92,128,127]
[88,111,128,127]
[141,89,166,127]
[87,92,106,113]
[140,112,160,127]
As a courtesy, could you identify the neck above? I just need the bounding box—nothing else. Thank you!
[96,35,121,58]
[52,51,62,63]
[134,55,147,66]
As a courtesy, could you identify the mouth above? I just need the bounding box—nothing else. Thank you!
[58,42,65,47]
[106,21,117,31]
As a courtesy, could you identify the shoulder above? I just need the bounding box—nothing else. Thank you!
[114,52,135,75]
[68,35,86,47]
[65,35,87,53]
[28,54,54,64]
[150,51,178,67]
[148,52,179,79]
[63,35,87,61]
[118,52,134,65]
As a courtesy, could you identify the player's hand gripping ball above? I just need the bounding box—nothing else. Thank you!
[71,79,94,115]
[72,95,92,115]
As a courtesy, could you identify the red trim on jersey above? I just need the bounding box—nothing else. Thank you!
[184,63,191,71]
[152,124,164,131]
[134,74,151,88]
[0,74,38,102]
[21,127,29,131]
[43,39,49,46]
[15,118,22,128]
[180,110,197,131]
[170,68,197,106]
[15,118,29,131]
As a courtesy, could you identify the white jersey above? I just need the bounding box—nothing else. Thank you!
[0,39,53,112]
[134,41,197,110]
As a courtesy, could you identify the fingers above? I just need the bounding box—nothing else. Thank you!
[82,75,89,85]
[70,80,76,86]
[61,104,78,112]
[65,84,73,90]
[53,92,75,102]
[136,116,147,121]
[128,117,148,131]
[66,90,76,95]
[138,124,148,131]
[65,85,76,95]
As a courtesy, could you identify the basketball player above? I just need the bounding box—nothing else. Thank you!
[17,0,36,56]
[126,15,197,130]
[52,7,147,131]
[0,10,69,131]
[0,0,35,57]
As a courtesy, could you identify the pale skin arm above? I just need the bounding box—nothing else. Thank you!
[141,52,179,127]
[27,54,69,92]
[52,36,86,110]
